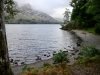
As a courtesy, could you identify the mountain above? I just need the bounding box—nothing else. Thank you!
[7,4,59,24]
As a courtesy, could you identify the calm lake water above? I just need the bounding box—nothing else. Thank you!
[6,24,79,65]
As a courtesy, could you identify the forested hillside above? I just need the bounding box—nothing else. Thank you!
[6,3,60,24]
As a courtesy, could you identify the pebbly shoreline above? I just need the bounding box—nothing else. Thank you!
[12,30,100,75]
[72,30,100,49]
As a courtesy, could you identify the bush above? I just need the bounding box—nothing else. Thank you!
[53,50,68,64]
[78,45,100,65]
[60,22,73,30]
[95,23,100,34]
[81,45,100,57]
[22,65,34,72]
[20,64,72,75]
[43,63,51,68]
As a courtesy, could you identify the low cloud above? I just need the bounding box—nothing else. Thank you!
[14,0,72,19]
[50,7,72,19]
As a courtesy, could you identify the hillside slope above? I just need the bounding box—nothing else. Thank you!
[7,4,59,24]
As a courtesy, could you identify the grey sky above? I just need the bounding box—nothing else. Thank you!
[14,0,72,19]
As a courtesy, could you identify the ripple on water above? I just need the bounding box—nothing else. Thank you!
[6,24,80,65]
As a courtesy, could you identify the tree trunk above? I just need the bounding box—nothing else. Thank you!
[0,0,13,75]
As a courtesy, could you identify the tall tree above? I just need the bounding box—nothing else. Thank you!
[63,8,71,24]
[86,0,100,34]
[70,0,96,29]
[0,0,17,75]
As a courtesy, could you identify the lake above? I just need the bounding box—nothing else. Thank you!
[6,24,79,65]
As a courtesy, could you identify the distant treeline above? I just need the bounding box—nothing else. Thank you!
[6,19,61,24]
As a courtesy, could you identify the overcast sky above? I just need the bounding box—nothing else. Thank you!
[14,0,73,20]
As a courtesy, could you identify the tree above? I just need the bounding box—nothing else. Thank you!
[70,0,96,29]
[0,0,16,75]
[86,0,100,34]
[63,8,71,24]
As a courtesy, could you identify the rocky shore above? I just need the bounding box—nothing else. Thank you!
[12,30,100,75]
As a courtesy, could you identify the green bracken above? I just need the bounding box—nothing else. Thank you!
[53,50,69,64]
[77,45,100,66]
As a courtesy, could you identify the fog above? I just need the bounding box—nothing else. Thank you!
[14,0,73,20]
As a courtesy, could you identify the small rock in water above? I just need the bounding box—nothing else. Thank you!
[10,59,13,63]
[53,51,56,53]
[47,52,50,54]
[73,47,76,50]
[21,62,26,65]
[68,46,71,48]
[13,61,18,66]
[53,51,56,54]
[71,53,75,55]
[63,51,68,53]
[64,48,66,49]
[75,50,79,53]
[44,54,46,56]
[78,52,82,55]
[36,56,41,60]
[76,42,80,46]
[47,55,50,57]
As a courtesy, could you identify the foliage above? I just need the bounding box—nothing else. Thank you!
[22,65,34,72]
[83,27,95,34]
[63,8,71,24]
[61,20,82,30]
[70,0,100,34]
[53,50,68,64]
[77,45,100,66]
[4,0,18,20]
[70,0,95,28]
[60,8,71,30]
[20,64,72,75]
[61,22,73,30]
[43,63,51,68]
[81,45,100,57]
[95,23,100,35]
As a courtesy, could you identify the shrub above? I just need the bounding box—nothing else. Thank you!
[20,64,72,75]
[78,45,100,65]
[53,50,68,64]
[81,45,100,57]
[95,23,100,34]
[43,63,51,68]
[22,65,34,72]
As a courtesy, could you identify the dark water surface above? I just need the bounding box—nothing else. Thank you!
[6,24,79,65]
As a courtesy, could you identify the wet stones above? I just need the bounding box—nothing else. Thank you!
[68,46,71,48]
[13,61,18,66]
[63,51,68,53]
[21,62,26,65]
[10,59,13,63]
[47,55,50,57]
[35,56,41,60]
[71,53,75,55]
[76,42,81,46]
[44,54,46,56]
[43,52,51,57]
